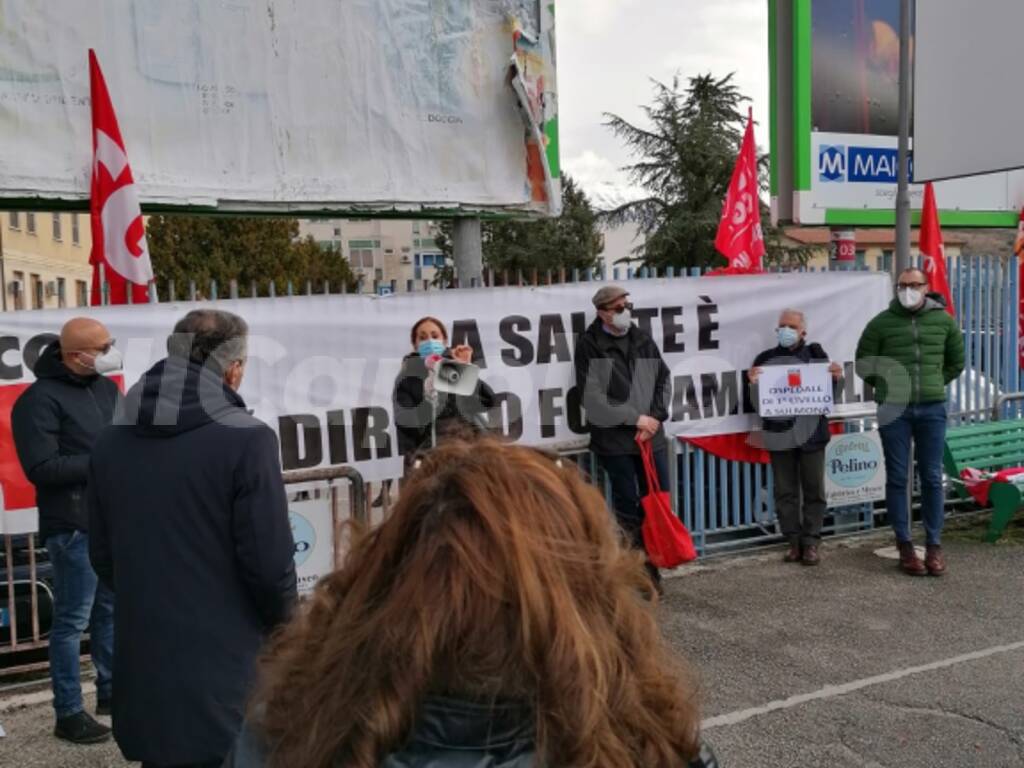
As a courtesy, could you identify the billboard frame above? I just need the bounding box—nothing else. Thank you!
[771,0,1020,229]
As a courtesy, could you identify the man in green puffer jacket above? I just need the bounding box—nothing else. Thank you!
[855,268,965,578]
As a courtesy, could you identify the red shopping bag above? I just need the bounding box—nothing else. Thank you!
[638,439,698,568]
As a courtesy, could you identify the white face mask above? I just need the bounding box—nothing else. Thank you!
[84,347,123,374]
[610,308,632,331]
[898,288,924,309]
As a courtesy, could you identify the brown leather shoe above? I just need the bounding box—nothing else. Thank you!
[801,544,821,566]
[783,543,802,563]
[925,545,946,577]
[898,541,927,576]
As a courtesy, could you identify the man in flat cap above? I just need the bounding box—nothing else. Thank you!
[574,286,671,594]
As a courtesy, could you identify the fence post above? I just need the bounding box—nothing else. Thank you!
[269,281,276,298]
[99,264,110,305]
[229,279,239,299]
[287,281,294,297]
[148,282,158,303]
[407,279,414,292]
[306,280,313,296]
[168,279,176,303]
[210,280,218,301]
[323,279,330,295]
[189,280,197,302]
[251,280,258,298]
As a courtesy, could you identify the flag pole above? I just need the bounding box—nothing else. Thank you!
[894,0,913,282]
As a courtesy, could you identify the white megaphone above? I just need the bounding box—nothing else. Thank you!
[432,358,481,397]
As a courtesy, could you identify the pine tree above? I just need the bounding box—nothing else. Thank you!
[603,73,811,271]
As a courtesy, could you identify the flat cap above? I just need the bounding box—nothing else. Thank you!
[592,285,629,309]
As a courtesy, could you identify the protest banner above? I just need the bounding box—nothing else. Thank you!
[0,272,891,533]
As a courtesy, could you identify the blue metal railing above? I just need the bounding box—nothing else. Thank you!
[146,254,1019,555]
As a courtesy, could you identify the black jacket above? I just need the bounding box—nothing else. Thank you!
[393,352,496,458]
[224,696,721,768]
[87,358,297,765]
[573,319,670,456]
[11,341,120,542]
[751,341,840,452]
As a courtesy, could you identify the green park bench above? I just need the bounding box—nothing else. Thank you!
[943,419,1024,542]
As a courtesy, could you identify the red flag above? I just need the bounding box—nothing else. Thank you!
[89,49,152,305]
[1015,208,1024,368]
[919,182,954,316]
[712,109,765,274]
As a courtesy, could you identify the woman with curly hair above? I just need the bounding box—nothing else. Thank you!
[226,437,717,768]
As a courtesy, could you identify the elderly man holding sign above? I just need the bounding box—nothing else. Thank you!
[749,309,842,566]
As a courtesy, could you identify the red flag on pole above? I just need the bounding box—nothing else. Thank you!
[919,182,954,316]
[711,108,765,274]
[1015,208,1024,368]
[89,49,152,305]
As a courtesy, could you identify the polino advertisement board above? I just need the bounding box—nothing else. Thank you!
[825,430,886,507]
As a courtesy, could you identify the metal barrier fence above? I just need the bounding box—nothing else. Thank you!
[0,466,365,676]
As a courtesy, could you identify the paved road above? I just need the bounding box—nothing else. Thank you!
[661,532,1024,767]
[2,528,1022,767]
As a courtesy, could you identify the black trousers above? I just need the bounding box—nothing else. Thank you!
[597,449,669,548]
[769,448,826,547]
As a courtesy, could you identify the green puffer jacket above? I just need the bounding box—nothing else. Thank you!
[855,294,965,405]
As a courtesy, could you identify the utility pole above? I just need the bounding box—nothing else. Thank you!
[894,0,913,281]
[452,218,483,288]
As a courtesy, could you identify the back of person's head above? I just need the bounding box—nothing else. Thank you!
[167,309,248,374]
[251,437,701,768]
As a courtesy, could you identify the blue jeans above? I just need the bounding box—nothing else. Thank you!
[45,531,114,718]
[878,402,948,546]
[597,448,670,551]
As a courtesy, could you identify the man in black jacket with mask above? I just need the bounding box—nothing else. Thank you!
[574,286,671,592]
[749,308,842,566]
[88,309,297,768]
[12,317,121,745]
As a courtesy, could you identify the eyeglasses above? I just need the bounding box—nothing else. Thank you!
[603,302,634,314]
[898,282,927,290]
[76,339,115,355]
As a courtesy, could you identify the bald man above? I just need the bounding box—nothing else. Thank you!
[12,317,122,745]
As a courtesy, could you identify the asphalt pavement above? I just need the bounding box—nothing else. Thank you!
[2,521,1022,767]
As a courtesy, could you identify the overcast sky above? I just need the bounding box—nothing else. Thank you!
[556,0,769,206]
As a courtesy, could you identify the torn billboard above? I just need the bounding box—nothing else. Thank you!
[0,0,560,215]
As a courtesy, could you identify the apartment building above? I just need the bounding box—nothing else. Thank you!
[300,218,447,289]
[1,211,92,311]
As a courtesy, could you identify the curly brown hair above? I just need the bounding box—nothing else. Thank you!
[250,438,701,767]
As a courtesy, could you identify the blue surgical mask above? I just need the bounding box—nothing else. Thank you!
[418,339,446,358]
[776,327,800,348]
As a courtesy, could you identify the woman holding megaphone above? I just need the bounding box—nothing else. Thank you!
[392,315,495,469]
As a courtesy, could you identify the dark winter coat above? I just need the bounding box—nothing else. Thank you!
[751,341,841,452]
[11,340,120,542]
[87,358,297,765]
[573,319,670,456]
[393,352,496,458]
[855,294,965,405]
[223,696,722,768]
